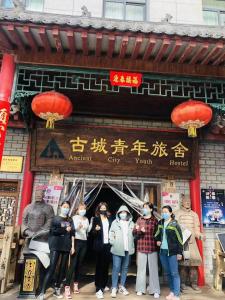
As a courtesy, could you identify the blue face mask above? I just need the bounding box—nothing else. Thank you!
[120,212,127,220]
[162,212,170,220]
[79,210,86,217]
[61,207,70,216]
[142,208,151,216]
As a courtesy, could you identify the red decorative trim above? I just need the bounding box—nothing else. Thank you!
[67,30,76,54]
[23,26,37,50]
[119,35,129,59]
[131,35,143,60]
[96,32,103,57]
[154,38,170,62]
[201,42,223,65]
[7,24,25,50]
[178,41,196,64]
[39,27,51,52]
[143,37,156,60]
[81,31,88,56]
[107,34,115,58]
[166,39,182,63]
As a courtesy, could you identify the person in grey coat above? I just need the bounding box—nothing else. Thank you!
[109,205,135,298]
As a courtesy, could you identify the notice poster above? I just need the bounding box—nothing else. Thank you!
[162,192,180,211]
[44,185,63,215]
[201,189,225,228]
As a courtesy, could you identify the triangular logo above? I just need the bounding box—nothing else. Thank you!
[40,138,65,159]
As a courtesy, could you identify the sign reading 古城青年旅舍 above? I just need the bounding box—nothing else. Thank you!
[31,125,198,179]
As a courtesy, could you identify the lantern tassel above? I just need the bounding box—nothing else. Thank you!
[46,117,55,129]
[187,125,197,138]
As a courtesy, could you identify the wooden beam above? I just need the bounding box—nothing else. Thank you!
[143,37,157,61]
[154,38,170,63]
[201,42,224,65]
[166,39,183,63]
[0,27,13,50]
[81,31,88,56]
[178,41,196,64]
[22,26,37,50]
[189,43,209,65]
[7,25,25,50]
[107,34,115,58]
[39,27,51,52]
[67,30,76,54]
[119,35,129,59]
[131,35,143,60]
[52,28,63,52]
[212,48,225,66]
[95,32,103,57]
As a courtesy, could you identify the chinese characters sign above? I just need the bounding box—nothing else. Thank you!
[110,71,142,87]
[0,101,10,165]
[31,125,198,179]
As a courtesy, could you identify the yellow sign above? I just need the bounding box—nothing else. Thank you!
[0,156,23,173]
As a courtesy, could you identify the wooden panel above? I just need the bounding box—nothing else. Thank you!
[31,125,198,179]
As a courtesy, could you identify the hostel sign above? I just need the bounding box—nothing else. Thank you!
[31,125,198,179]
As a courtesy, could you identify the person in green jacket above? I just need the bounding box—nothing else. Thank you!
[109,205,135,298]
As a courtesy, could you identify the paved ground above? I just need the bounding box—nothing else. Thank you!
[0,281,224,300]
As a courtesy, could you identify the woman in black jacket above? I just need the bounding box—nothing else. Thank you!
[90,202,112,299]
[154,205,183,300]
[38,201,75,300]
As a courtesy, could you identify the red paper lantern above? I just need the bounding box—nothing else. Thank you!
[171,99,213,137]
[31,91,73,129]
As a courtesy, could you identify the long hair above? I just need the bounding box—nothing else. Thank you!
[60,200,71,207]
[143,202,155,217]
[162,205,175,219]
[75,202,86,215]
[95,202,110,217]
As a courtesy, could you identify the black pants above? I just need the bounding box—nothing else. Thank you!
[95,244,111,292]
[41,251,69,293]
[65,239,87,285]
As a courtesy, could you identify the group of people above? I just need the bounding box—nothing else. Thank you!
[36,200,184,300]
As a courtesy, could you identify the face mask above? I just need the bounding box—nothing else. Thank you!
[120,212,127,220]
[79,210,86,217]
[100,210,107,215]
[142,208,151,216]
[162,212,170,220]
[61,207,70,216]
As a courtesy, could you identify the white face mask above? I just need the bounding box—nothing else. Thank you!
[79,209,86,217]
[120,212,127,220]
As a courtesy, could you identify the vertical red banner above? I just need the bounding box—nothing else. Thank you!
[0,101,10,164]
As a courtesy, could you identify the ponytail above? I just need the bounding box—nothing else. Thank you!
[162,205,175,219]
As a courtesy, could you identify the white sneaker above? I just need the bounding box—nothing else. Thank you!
[137,291,143,296]
[154,293,160,298]
[111,288,117,298]
[96,290,104,299]
[166,292,174,300]
[104,286,110,292]
[119,286,129,295]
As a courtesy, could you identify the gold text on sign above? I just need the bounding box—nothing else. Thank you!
[171,142,189,158]
[70,137,88,153]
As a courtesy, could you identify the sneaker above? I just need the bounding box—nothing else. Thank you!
[111,288,117,298]
[118,286,129,296]
[74,282,80,294]
[37,293,45,300]
[170,297,180,300]
[96,289,104,299]
[104,286,110,292]
[53,287,63,299]
[64,286,72,299]
[166,292,174,300]
[191,284,200,291]
[137,291,142,296]
[154,293,160,298]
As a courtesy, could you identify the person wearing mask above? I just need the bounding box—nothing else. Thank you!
[38,201,75,300]
[91,202,112,299]
[133,202,160,298]
[64,203,89,299]
[109,205,135,298]
[154,205,183,300]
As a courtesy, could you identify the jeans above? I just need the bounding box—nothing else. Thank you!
[112,252,130,289]
[65,239,87,285]
[160,250,180,297]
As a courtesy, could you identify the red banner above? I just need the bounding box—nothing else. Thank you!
[0,101,10,165]
[110,71,142,87]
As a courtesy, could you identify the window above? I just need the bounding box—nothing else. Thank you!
[203,0,225,25]
[104,0,146,21]
[1,0,14,8]
[25,0,44,12]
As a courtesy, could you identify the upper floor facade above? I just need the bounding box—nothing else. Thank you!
[1,0,225,26]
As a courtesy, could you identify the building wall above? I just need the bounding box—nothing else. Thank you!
[2,118,224,284]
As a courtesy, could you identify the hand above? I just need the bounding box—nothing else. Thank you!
[135,224,140,230]
[95,225,101,231]
[70,247,75,255]
[66,226,71,232]
[157,241,161,247]
[78,223,83,229]
[141,227,145,232]
[177,254,182,261]
[200,234,206,241]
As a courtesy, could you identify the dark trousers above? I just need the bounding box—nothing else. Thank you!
[41,251,69,293]
[65,239,87,285]
[95,244,111,292]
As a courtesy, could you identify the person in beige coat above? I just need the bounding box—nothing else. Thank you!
[175,195,205,292]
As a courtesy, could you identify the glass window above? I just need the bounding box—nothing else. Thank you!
[2,0,14,8]
[104,0,146,21]
[203,10,219,25]
[220,12,225,25]
[26,0,44,11]
[203,0,225,25]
